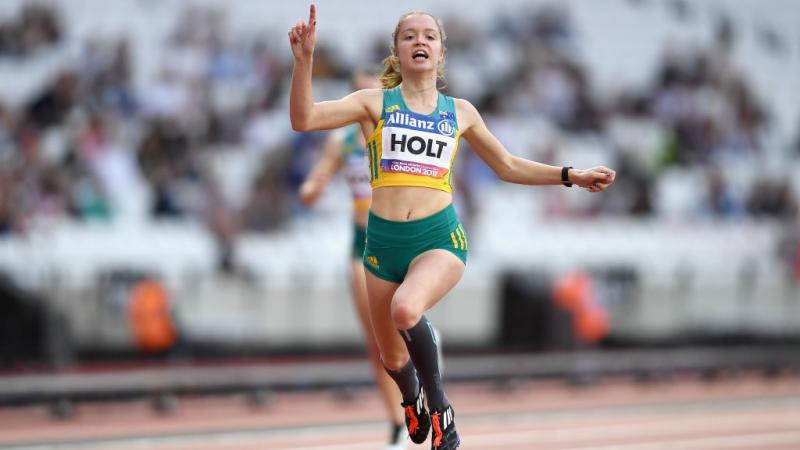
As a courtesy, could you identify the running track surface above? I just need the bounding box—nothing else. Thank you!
[1,374,799,450]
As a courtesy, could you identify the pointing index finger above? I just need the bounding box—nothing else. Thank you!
[309,4,316,27]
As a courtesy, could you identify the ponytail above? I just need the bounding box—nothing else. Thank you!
[380,54,402,89]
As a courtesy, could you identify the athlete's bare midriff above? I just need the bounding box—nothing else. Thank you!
[370,186,453,221]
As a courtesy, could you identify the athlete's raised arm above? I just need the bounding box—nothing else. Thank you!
[288,4,379,132]
[457,99,615,192]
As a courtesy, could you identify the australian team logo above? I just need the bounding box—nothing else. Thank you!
[439,110,455,120]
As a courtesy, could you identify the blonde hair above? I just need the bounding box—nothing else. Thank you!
[380,11,447,89]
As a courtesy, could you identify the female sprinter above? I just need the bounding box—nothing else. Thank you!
[289,6,616,449]
[298,69,408,450]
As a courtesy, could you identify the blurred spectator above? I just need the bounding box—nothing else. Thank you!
[79,112,141,216]
[0,171,18,234]
[776,224,800,284]
[139,68,192,121]
[79,38,138,116]
[25,71,78,129]
[746,176,798,220]
[600,151,654,217]
[702,166,743,219]
[241,145,293,232]
[136,119,192,218]
[713,12,736,54]
[0,3,62,58]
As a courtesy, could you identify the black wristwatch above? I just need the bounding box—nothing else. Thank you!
[561,166,573,187]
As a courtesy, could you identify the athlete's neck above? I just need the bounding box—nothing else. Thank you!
[399,79,438,107]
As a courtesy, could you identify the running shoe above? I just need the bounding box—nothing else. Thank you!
[401,387,430,444]
[430,404,460,450]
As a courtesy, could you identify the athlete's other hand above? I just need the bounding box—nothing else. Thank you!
[289,4,316,62]
[571,166,616,193]
[299,177,325,206]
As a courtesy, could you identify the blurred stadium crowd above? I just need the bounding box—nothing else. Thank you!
[0,0,798,274]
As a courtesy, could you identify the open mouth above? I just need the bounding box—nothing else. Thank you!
[413,50,429,60]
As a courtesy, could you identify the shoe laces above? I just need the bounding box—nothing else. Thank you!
[431,406,455,449]
[404,405,419,435]
[431,412,443,448]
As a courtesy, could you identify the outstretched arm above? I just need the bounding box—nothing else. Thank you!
[298,131,345,206]
[288,4,377,132]
[458,99,615,192]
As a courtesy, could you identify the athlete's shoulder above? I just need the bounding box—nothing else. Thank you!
[453,98,480,128]
[452,97,475,111]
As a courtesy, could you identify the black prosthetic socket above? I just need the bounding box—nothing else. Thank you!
[384,358,420,404]
[400,315,448,411]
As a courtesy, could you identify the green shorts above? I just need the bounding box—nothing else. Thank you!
[362,204,468,284]
[352,224,367,260]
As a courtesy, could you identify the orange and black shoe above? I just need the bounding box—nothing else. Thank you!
[401,387,430,444]
[430,405,460,450]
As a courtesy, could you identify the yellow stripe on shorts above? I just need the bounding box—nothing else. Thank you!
[457,224,468,250]
[450,232,458,249]
[455,228,465,250]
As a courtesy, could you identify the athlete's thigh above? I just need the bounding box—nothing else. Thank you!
[364,269,408,366]
[396,249,465,313]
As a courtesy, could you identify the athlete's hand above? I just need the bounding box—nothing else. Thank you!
[571,166,616,192]
[299,177,325,206]
[288,4,316,62]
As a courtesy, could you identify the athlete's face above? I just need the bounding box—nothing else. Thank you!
[394,14,444,76]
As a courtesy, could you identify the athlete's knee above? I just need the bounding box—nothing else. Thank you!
[382,352,410,371]
[391,293,423,330]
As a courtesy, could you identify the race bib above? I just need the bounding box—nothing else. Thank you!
[343,151,372,199]
[381,110,457,178]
